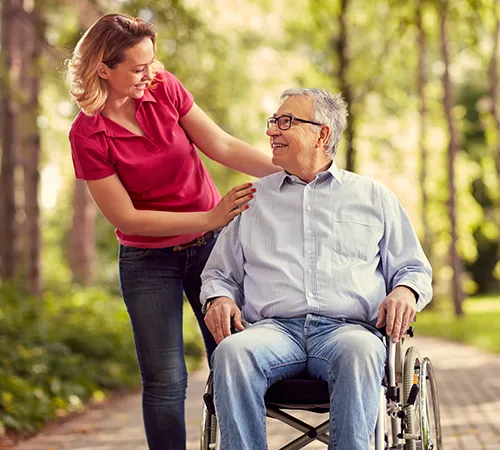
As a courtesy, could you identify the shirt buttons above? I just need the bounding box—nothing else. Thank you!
[306,206,312,212]
[308,228,313,234]
[308,292,314,298]
[308,269,313,274]
[307,250,313,255]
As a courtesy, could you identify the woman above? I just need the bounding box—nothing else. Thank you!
[66,13,277,450]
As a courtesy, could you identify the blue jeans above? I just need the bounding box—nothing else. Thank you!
[212,315,386,450]
[118,235,217,450]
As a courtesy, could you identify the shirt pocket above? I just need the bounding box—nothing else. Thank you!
[331,215,381,262]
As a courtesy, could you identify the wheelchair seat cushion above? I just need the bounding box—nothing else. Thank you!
[264,379,330,412]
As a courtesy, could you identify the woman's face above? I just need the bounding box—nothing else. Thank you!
[100,37,156,102]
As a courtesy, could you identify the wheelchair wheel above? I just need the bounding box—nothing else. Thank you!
[403,347,442,450]
[200,401,217,450]
[419,357,442,450]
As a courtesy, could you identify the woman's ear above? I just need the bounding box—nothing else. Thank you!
[97,62,110,80]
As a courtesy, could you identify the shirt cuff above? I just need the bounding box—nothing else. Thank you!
[200,285,236,309]
[394,280,431,312]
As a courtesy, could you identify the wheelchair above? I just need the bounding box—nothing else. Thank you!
[200,326,442,450]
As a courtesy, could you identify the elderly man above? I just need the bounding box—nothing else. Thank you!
[200,88,432,450]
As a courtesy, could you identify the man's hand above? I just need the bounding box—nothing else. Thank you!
[376,286,417,343]
[204,296,245,344]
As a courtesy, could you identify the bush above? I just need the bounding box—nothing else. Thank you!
[0,283,204,433]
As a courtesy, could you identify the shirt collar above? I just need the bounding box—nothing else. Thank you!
[327,161,343,184]
[84,113,131,138]
[83,113,107,137]
[274,160,343,191]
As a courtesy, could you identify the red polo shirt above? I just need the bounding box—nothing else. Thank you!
[69,70,221,248]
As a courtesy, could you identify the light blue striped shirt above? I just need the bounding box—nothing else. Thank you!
[200,162,432,325]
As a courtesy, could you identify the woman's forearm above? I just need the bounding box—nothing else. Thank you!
[120,209,211,236]
[217,137,279,178]
[180,104,280,177]
[87,175,253,238]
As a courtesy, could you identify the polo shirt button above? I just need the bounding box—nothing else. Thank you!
[306,206,312,212]
[308,292,314,298]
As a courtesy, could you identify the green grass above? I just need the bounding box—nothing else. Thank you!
[414,294,500,353]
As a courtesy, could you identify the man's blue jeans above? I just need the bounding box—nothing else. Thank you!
[212,315,386,450]
[118,235,217,450]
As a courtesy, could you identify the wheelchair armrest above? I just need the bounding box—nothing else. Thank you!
[377,325,415,338]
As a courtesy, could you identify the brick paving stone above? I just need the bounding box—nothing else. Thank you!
[12,336,500,450]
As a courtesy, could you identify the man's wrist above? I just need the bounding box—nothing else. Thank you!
[396,285,419,302]
[203,297,219,314]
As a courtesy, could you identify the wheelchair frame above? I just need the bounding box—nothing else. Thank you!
[200,329,442,450]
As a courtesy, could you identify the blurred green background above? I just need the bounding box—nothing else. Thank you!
[1,0,499,437]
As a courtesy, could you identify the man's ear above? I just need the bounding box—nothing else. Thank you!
[316,125,331,148]
[97,62,111,80]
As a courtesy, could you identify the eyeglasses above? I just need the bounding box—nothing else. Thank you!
[266,114,323,131]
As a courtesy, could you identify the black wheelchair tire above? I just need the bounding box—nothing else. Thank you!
[403,347,442,450]
[418,357,443,450]
[403,346,422,450]
[200,402,217,450]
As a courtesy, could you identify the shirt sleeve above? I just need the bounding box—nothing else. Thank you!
[159,70,194,118]
[69,132,115,180]
[200,215,245,310]
[379,189,433,311]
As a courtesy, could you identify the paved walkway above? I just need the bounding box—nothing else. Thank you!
[11,336,500,450]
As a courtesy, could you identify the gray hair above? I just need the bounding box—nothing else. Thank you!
[279,88,348,158]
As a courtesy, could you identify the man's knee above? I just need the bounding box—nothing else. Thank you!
[212,333,253,371]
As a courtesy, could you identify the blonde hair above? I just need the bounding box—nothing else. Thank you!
[66,13,164,116]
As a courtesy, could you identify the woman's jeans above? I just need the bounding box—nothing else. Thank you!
[118,235,217,450]
[212,316,386,450]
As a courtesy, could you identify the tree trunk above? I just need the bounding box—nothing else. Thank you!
[489,0,500,179]
[416,0,432,259]
[439,0,464,316]
[335,0,355,172]
[0,0,22,280]
[68,180,97,286]
[19,1,43,297]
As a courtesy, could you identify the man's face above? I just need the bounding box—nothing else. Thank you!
[266,96,329,176]
[99,37,156,101]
